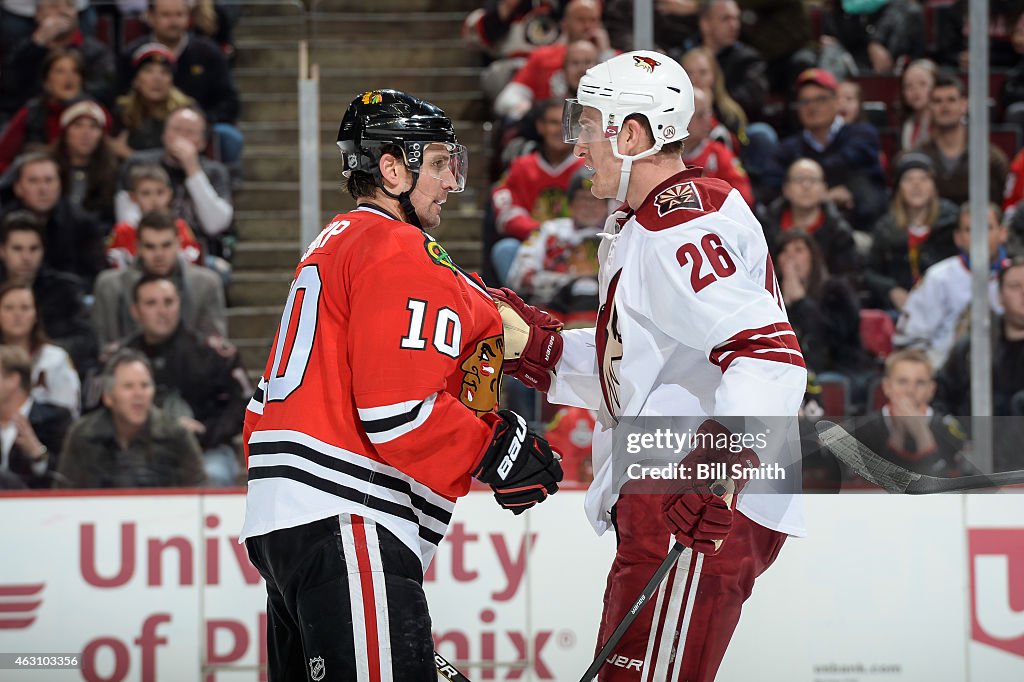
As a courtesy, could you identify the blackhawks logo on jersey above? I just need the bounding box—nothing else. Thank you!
[424,236,458,274]
[460,335,505,415]
[654,181,704,217]
[360,90,383,105]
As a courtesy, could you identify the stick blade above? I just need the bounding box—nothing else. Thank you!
[815,420,921,494]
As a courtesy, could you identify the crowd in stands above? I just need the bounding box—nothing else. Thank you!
[0,0,245,491]
[466,0,1024,483]
[4,0,1024,492]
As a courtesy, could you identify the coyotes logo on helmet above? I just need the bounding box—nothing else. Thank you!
[654,181,704,217]
[360,90,383,105]
[633,55,660,73]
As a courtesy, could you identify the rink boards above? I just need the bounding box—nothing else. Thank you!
[0,489,1021,681]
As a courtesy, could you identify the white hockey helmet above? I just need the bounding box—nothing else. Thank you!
[563,50,694,201]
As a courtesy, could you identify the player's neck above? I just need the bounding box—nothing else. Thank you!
[624,156,687,209]
[358,193,407,223]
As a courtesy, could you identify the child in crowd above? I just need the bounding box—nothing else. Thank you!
[106,163,201,268]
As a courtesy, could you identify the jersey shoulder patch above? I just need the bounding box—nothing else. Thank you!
[636,171,734,231]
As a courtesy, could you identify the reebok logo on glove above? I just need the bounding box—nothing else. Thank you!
[497,413,528,479]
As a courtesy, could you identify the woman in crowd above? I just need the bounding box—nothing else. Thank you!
[51,98,120,229]
[680,46,747,149]
[0,283,81,417]
[864,152,959,311]
[775,229,866,390]
[0,49,85,172]
[112,43,193,158]
[900,59,937,151]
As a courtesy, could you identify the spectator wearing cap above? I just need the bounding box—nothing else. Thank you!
[767,68,887,229]
[683,87,754,207]
[864,152,959,311]
[120,0,242,165]
[912,72,1009,208]
[112,43,194,159]
[115,107,233,263]
[0,151,106,290]
[0,0,114,118]
[759,158,859,277]
[506,166,607,311]
[894,202,1008,369]
[0,210,97,382]
[0,49,95,173]
[51,98,120,228]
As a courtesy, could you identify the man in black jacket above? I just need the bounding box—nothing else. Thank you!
[107,273,247,486]
[0,210,97,379]
[3,151,106,290]
[0,345,73,488]
[698,0,769,118]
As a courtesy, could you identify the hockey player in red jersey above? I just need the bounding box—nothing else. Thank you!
[240,90,562,681]
[492,52,807,680]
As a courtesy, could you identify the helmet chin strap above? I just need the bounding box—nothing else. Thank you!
[616,155,633,204]
[380,172,422,229]
[610,136,661,206]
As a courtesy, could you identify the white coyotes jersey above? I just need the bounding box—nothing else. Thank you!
[547,169,808,536]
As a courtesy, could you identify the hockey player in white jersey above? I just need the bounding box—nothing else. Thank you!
[491,51,808,681]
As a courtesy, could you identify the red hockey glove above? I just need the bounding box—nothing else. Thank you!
[474,410,563,514]
[488,287,563,392]
[661,419,760,556]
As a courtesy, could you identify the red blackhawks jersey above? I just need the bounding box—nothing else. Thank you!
[545,170,808,537]
[239,205,505,569]
[492,151,585,240]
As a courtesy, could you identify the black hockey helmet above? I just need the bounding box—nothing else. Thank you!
[337,89,465,188]
[337,90,467,228]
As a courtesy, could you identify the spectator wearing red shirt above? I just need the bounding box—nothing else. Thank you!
[495,0,613,112]
[494,39,598,122]
[490,99,585,283]
[106,163,202,269]
[0,49,87,173]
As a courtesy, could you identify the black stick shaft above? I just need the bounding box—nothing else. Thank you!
[578,542,685,682]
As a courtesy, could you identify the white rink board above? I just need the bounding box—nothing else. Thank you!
[0,491,1023,681]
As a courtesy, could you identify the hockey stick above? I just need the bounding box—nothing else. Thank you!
[435,650,472,682]
[578,481,734,682]
[816,420,1024,493]
[578,541,685,682]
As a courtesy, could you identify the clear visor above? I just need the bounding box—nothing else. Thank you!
[562,99,605,144]
[420,142,468,192]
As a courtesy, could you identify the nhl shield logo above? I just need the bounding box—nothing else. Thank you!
[654,181,704,217]
[309,656,326,681]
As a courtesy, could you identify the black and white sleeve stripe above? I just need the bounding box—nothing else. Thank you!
[246,377,267,416]
[357,394,437,445]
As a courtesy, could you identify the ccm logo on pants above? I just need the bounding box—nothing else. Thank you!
[606,655,643,671]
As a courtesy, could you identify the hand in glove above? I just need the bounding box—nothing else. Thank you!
[474,409,563,514]
[488,287,563,392]
[661,419,760,555]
